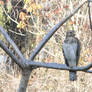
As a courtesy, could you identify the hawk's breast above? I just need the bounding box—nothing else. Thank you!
[62,42,77,67]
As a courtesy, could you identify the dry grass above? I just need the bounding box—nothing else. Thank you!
[0,0,92,92]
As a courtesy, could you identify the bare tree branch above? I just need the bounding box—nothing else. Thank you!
[86,70,92,73]
[88,0,92,30]
[0,40,24,69]
[29,1,87,60]
[25,60,92,73]
[0,26,25,62]
[88,0,92,2]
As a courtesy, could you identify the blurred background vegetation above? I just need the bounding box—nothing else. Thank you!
[0,0,92,92]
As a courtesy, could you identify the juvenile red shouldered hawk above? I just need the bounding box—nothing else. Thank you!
[62,30,80,81]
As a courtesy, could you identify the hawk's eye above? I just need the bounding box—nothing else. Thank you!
[70,32,72,34]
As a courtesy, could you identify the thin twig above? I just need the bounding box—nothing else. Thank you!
[8,29,26,36]
[1,6,18,24]
[43,48,57,57]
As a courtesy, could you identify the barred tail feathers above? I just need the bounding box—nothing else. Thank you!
[69,71,77,81]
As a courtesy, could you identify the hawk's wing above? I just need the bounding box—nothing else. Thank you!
[76,38,80,65]
[62,46,69,66]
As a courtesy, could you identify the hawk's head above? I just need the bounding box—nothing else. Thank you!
[66,30,75,37]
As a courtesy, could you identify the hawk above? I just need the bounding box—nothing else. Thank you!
[62,30,80,81]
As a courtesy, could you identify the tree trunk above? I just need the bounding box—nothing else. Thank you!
[18,69,32,92]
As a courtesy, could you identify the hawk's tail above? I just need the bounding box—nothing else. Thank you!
[69,71,77,81]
